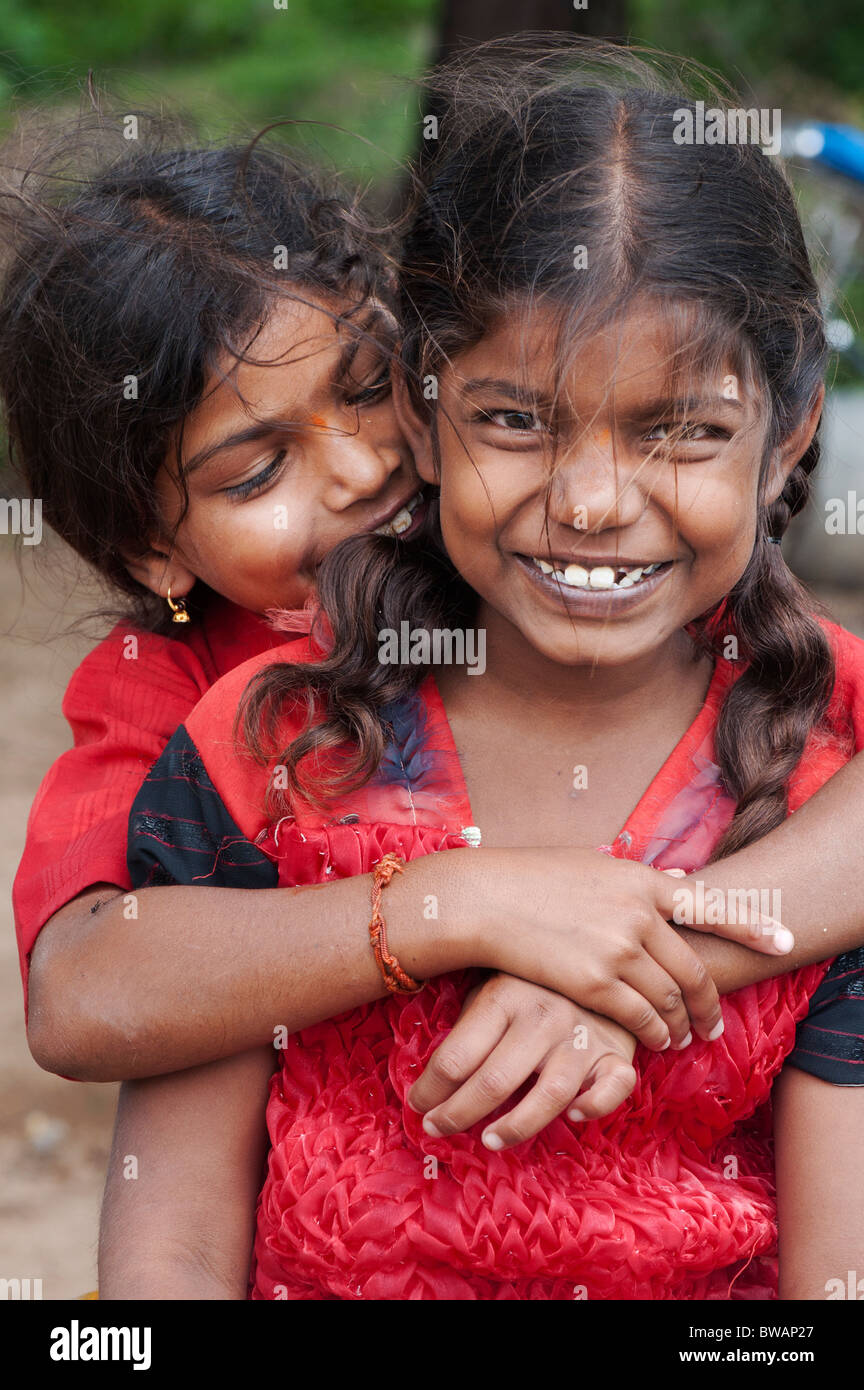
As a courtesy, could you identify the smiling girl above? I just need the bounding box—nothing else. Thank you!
[5,131,427,1035]
[99,42,864,1300]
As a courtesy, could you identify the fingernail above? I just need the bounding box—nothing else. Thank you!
[755,915,788,943]
[673,1031,693,1050]
[706,1019,725,1041]
[422,1117,442,1137]
[482,1131,504,1150]
[772,927,794,953]
[660,1036,671,1050]
[567,1108,586,1122]
[663,867,687,877]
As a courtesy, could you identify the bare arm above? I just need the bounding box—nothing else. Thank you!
[774,1064,864,1300]
[27,846,716,1080]
[679,752,864,991]
[99,1047,274,1300]
[27,853,478,1081]
[28,752,864,1081]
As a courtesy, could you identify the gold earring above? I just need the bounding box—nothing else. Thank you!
[166,586,190,624]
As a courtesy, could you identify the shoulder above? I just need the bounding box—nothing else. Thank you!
[182,633,323,841]
[63,600,291,724]
[127,721,278,889]
[62,620,210,721]
[184,633,322,744]
[818,617,864,746]
[819,616,864,678]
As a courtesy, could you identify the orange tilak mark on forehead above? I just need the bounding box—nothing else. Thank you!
[308,413,328,430]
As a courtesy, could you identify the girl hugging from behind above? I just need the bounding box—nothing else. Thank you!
[47,45,864,1298]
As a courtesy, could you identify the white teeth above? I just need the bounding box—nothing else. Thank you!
[530,556,668,590]
[390,508,413,534]
[587,566,616,589]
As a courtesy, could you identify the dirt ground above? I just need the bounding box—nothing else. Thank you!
[0,539,116,1300]
[1,536,863,1300]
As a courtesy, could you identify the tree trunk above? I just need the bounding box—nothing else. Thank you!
[436,0,631,63]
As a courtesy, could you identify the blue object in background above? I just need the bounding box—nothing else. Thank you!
[790,123,864,185]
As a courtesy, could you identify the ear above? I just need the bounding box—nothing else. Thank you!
[393,366,437,485]
[764,383,825,505]
[122,542,197,601]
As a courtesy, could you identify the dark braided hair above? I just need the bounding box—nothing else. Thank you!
[239,36,834,857]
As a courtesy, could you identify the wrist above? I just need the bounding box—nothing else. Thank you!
[386,848,498,978]
[433,847,507,971]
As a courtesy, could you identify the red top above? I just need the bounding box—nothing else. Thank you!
[153,617,864,1300]
[12,596,285,1007]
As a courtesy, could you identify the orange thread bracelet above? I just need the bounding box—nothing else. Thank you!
[369,853,424,995]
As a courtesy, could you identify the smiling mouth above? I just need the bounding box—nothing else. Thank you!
[527,555,674,590]
[513,550,677,606]
[372,489,426,538]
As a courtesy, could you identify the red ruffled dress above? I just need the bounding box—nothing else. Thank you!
[130,620,864,1300]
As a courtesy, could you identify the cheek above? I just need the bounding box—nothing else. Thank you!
[439,447,535,536]
[437,466,506,583]
[187,503,310,581]
[678,473,759,576]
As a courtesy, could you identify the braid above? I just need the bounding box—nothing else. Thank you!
[708,437,835,860]
[236,506,474,814]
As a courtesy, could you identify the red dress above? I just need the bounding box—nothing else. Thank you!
[167,619,864,1300]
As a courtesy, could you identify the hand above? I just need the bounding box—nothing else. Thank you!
[469,847,792,1050]
[408,973,638,1150]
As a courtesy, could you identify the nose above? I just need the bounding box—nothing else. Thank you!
[318,408,405,508]
[546,430,647,534]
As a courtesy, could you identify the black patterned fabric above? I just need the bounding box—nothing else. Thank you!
[127,725,277,891]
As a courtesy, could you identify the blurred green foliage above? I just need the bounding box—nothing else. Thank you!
[1,0,863,167]
[0,0,436,179]
[636,0,864,103]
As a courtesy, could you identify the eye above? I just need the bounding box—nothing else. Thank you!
[478,408,546,433]
[223,451,287,501]
[645,422,728,445]
[345,367,393,407]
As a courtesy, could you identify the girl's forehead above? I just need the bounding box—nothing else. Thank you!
[450,299,757,411]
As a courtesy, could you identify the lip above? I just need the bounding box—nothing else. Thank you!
[530,555,668,570]
[515,554,675,614]
[366,487,424,535]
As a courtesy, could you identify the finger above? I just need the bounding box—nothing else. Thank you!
[583,978,672,1052]
[480,1043,588,1150]
[408,997,507,1116]
[643,917,725,1042]
[567,1052,638,1123]
[619,952,695,1048]
[421,1028,541,1139]
[654,873,794,955]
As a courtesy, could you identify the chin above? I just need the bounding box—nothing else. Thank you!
[527,619,667,668]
